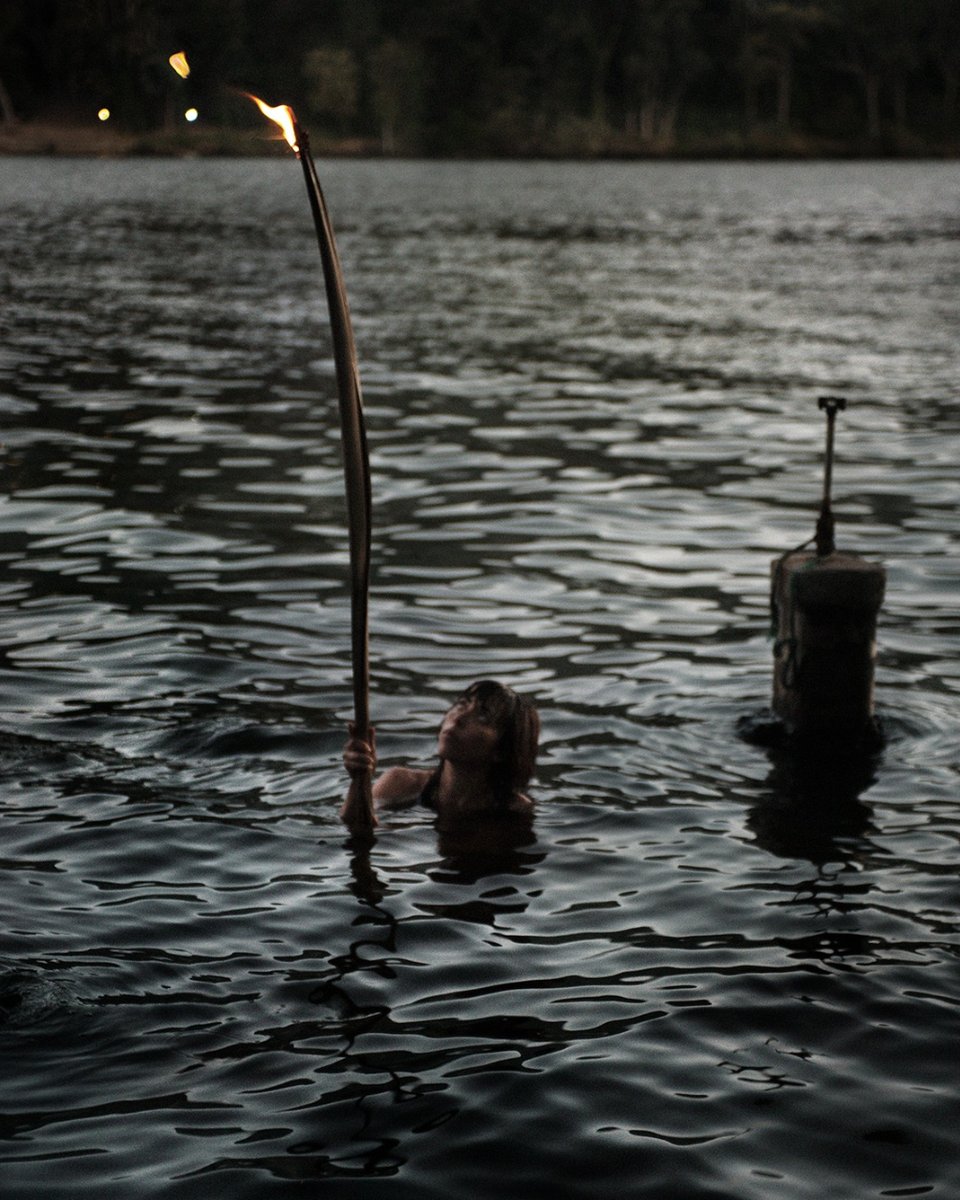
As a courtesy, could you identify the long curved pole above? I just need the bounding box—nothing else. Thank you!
[293,121,374,832]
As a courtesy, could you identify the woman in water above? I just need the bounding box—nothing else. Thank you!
[341,680,540,831]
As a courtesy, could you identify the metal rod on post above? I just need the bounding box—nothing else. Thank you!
[815,395,846,558]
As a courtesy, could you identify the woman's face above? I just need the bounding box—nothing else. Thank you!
[437,695,503,767]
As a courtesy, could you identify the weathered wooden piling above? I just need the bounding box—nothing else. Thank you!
[770,398,885,744]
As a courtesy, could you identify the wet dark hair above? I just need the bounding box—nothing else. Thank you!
[452,679,540,802]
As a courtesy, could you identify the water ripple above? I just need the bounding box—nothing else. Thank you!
[1,158,958,1198]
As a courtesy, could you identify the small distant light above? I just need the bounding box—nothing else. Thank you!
[97,108,111,122]
[184,107,199,123]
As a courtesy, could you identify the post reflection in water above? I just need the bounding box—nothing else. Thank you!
[744,734,881,867]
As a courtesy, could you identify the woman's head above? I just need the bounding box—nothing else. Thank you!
[441,680,540,799]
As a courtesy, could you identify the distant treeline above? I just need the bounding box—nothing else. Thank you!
[2,0,959,156]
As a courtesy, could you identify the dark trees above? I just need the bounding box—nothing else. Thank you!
[0,0,954,154]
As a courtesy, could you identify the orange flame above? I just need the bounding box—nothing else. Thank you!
[168,51,190,80]
[246,93,299,152]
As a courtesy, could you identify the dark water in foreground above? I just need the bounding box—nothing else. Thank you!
[0,157,958,1199]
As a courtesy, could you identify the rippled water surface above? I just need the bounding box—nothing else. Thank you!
[1,157,959,1199]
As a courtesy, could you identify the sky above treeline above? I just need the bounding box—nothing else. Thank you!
[2,0,958,155]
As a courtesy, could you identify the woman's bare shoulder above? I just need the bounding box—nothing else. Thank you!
[374,766,431,810]
[508,792,535,817]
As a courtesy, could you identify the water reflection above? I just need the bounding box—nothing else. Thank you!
[432,814,540,882]
[345,819,544,911]
[2,158,959,1198]
[264,826,550,1185]
[747,737,881,865]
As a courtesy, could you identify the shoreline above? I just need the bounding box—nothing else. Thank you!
[0,120,296,158]
[2,119,958,161]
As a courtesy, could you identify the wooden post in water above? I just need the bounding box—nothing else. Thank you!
[771,398,885,745]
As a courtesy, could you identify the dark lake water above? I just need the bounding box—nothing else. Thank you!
[1,156,959,1199]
